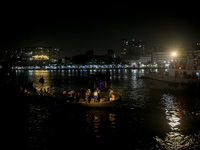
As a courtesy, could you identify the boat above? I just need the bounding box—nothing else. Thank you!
[68,96,122,108]
[144,51,200,91]
[146,72,200,91]
[39,76,44,84]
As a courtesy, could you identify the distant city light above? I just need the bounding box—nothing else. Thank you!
[32,55,49,60]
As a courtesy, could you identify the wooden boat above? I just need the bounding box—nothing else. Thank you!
[69,96,122,108]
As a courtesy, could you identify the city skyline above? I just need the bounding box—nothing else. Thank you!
[1,3,199,57]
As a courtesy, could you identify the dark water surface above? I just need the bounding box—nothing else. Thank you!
[13,69,200,149]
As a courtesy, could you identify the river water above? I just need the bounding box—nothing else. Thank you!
[14,69,200,149]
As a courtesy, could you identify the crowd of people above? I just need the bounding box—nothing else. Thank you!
[19,72,116,103]
[62,87,116,103]
[21,85,116,103]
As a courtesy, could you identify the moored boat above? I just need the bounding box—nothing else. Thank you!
[146,73,200,91]
[145,50,200,91]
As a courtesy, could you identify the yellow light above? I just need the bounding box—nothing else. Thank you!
[32,55,49,60]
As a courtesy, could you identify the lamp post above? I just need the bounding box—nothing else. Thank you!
[172,52,177,57]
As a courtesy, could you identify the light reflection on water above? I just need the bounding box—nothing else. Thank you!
[32,70,51,93]
[25,103,52,150]
[85,109,117,139]
[16,69,200,149]
[154,93,200,149]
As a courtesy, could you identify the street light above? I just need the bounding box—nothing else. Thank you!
[172,52,177,57]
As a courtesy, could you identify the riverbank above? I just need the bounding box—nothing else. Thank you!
[9,67,166,70]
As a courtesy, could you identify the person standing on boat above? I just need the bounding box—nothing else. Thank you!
[62,89,67,100]
[75,89,79,102]
[68,89,74,102]
[85,90,90,103]
[43,88,47,96]
[24,88,28,94]
[88,88,91,103]
[40,88,43,96]
[109,89,114,100]
[110,93,115,101]
[104,94,109,101]
[94,90,98,103]
[97,88,100,103]
[47,87,50,96]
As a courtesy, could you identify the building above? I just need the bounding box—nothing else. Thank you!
[107,49,116,58]
[8,46,59,67]
[120,38,147,65]
[152,51,173,65]
[152,49,200,69]
[139,54,151,65]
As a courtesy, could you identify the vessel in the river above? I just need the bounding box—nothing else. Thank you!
[145,51,200,91]
[67,96,122,108]
[39,76,44,84]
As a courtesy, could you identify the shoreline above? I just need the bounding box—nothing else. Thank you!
[6,67,166,71]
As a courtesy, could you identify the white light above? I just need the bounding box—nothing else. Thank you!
[172,52,177,57]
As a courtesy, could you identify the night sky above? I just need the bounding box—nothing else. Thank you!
[1,3,199,57]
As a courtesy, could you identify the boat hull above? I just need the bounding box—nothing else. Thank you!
[145,73,200,91]
[69,97,121,108]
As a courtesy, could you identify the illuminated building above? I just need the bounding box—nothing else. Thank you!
[152,51,173,65]
[120,39,147,60]
[8,46,59,67]
[120,38,148,67]
[152,50,200,69]
[120,39,147,66]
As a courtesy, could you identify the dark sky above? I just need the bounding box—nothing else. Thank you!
[1,3,199,57]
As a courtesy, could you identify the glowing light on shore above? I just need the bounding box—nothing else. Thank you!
[172,52,177,57]
[32,55,49,60]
